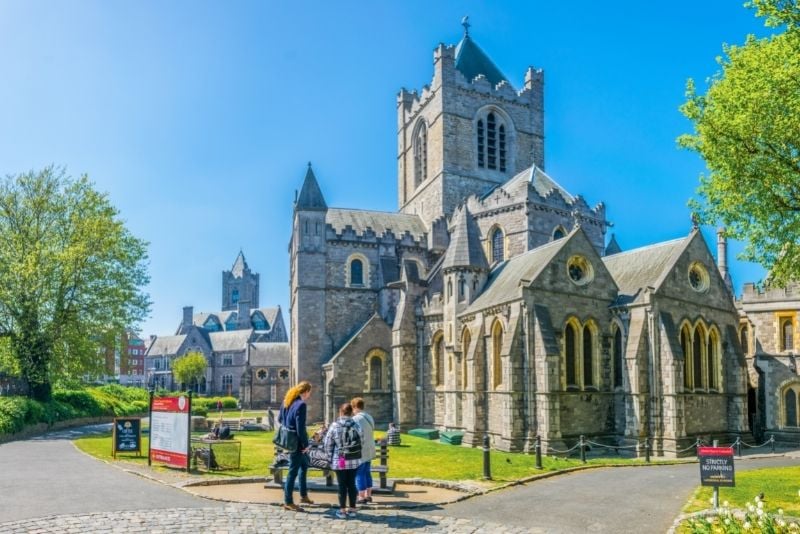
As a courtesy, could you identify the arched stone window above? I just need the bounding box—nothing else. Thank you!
[784,385,800,427]
[458,278,466,301]
[447,279,453,301]
[552,226,567,240]
[433,333,444,387]
[491,227,504,263]
[413,121,428,187]
[583,324,594,387]
[346,254,369,288]
[461,328,471,389]
[739,324,750,356]
[565,322,578,389]
[707,328,720,390]
[681,325,692,390]
[613,326,623,389]
[781,317,794,351]
[370,355,383,390]
[477,111,508,172]
[693,324,706,390]
[492,320,503,389]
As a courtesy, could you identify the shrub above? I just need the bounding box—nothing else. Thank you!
[53,390,103,417]
[192,405,208,417]
[0,397,32,434]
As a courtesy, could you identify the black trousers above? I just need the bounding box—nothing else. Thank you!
[335,468,358,508]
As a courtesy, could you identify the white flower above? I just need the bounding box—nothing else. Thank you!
[748,504,756,512]
[744,521,752,530]
[724,518,731,525]
[779,508,785,515]
[723,500,729,507]
[756,508,764,517]
[757,501,764,509]
[778,519,786,527]
[755,494,761,502]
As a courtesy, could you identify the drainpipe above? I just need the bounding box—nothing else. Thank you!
[415,302,424,426]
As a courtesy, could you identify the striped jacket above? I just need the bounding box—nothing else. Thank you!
[323,416,363,471]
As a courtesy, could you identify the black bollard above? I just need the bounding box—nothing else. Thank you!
[535,435,543,470]
[770,434,775,454]
[735,436,742,458]
[579,435,586,463]
[645,437,651,463]
[696,436,702,458]
[482,433,492,480]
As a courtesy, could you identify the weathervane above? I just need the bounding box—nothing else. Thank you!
[461,16,470,37]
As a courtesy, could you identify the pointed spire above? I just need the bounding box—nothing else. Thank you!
[443,206,488,270]
[605,234,622,256]
[454,20,510,88]
[231,250,248,277]
[296,162,327,211]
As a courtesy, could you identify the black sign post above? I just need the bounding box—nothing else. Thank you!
[112,417,142,458]
[698,445,735,509]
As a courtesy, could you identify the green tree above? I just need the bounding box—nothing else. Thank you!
[0,167,150,400]
[172,352,208,391]
[679,1,800,286]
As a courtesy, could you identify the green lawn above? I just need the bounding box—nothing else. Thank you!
[75,428,669,483]
[682,465,800,515]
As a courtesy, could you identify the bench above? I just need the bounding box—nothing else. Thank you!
[269,440,392,492]
[206,418,255,432]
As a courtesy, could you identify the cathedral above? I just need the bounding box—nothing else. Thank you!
[289,24,752,455]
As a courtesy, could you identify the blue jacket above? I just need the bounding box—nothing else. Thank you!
[279,398,308,451]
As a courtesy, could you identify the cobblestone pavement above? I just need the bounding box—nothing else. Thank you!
[0,504,533,533]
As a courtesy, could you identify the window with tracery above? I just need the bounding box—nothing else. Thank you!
[477,111,507,172]
[491,228,504,263]
[413,121,428,187]
[781,317,794,351]
[613,327,623,389]
[350,259,363,286]
[492,321,503,389]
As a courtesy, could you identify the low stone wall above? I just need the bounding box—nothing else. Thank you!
[0,416,113,445]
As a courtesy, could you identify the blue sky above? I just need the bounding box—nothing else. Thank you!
[0,1,774,337]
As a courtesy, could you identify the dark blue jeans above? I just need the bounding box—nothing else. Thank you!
[284,450,309,504]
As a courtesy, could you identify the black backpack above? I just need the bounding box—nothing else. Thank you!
[341,420,362,460]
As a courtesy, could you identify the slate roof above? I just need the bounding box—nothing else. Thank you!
[231,250,248,277]
[208,329,253,352]
[326,208,426,241]
[147,335,187,356]
[296,165,327,210]
[602,236,690,304]
[443,206,488,270]
[503,165,575,203]
[605,234,622,256]
[249,342,290,367]
[193,307,280,331]
[464,237,566,314]
[454,34,509,87]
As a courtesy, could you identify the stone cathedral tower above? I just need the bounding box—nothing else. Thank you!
[397,20,545,229]
[222,251,260,311]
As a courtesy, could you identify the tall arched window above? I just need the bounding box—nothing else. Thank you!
[350,259,364,286]
[461,329,471,389]
[739,325,749,355]
[477,110,508,172]
[492,321,503,389]
[413,121,428,187]
[565,323,577,388]
[458,278,466,301]
[613,327,623,389]
[369,355,383,390]
[693,325,706,390]
[781,318,794,351]
[785,386,799,427]
[434,334,444,387]
[583,325,594,387]
[553,227,566,240]
[491,228,504,263]
[681,326,692,389]
[447,280,453,301]
[231,289,239,304]
[707,329,719,390]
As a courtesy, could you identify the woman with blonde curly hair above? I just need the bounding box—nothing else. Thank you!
[279,380,313,511]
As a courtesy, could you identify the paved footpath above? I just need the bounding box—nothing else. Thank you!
[0,425,520,533]
[1,425,798,533]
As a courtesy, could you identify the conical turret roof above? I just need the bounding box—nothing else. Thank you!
[454,33,510,88]
[231,250,248,277]
[296,163,327,211]
[443,206,488,270]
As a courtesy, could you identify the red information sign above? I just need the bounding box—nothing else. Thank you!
[698,446,735,487]
[149,395,191,470]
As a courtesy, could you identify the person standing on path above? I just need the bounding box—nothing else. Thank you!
[324,402,363,519]
[279,381,314,512]
[351,397,375,504]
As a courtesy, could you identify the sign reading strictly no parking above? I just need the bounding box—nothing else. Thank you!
[698,446,735,487]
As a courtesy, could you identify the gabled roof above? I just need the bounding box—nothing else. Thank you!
[602,234,691,304]
[208,329,252,352]
[296,164,327,211]
[443,206,488,270]
[605,234,622,256]
[249,342,290,367]
[192,307,281,331]
[325,313,389,364]
[454,34,509,88]
[326,208,426,241]
[231,250,248,277]
[464,236,567,313]
[503,165,575,203]
[146,335,187,357]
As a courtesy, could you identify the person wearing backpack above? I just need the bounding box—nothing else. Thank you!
[351,397,376,504]
[324,402,363,519]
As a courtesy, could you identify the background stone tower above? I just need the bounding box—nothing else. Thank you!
[290,164,328,420]
[222,251,259,311]
[397,21,545,229]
